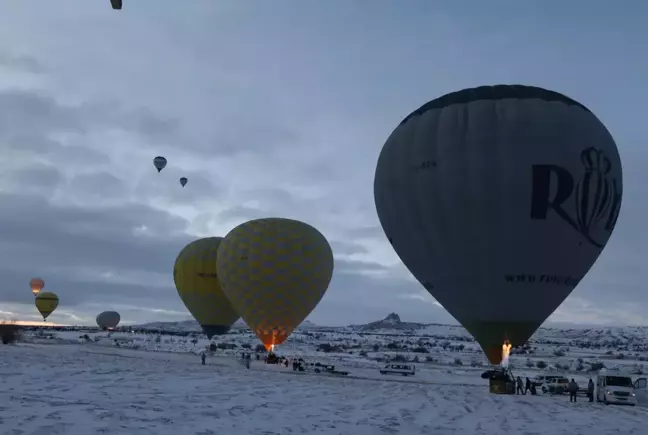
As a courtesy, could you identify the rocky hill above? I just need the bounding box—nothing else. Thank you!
[349,312,426,331]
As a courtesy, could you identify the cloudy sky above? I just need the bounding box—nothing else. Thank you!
[0,1,646,327]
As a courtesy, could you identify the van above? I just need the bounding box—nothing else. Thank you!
[596,369,640,406]
[379,364,415,376]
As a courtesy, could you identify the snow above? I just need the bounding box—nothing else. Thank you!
[1,341,647,435]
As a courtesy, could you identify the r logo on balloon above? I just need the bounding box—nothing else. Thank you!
[530,147,622,249]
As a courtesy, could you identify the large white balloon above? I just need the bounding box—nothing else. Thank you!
[374,85,623,363]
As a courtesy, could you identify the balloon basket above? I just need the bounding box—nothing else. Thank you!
[489,378,515,395]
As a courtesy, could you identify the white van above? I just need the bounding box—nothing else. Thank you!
[379,364,416,376]
[596,369,640,406]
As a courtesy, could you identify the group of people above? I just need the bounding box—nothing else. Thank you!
[502,370,597,404]
[514,375,596,403]
[199,350,601,405]
[200,350,254,369]
[514,376,538,395]
[564,378,595,403]
[200,348,298,370]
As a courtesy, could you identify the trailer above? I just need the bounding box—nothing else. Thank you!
[314,364,349,376]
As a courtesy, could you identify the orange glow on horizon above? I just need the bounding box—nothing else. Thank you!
[1,320,67,327]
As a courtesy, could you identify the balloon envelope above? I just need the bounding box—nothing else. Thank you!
[180,177,187,187]
[174,237,239,338]
[374,84,622,364]
[97,311,121,330]
[153,156,167,173]
[217,217,334,350]
[29,277,45,297]
[35,292,59,321]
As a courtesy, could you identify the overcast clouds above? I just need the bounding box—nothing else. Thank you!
[0,1,646,326]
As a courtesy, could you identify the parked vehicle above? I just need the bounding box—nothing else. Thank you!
[596,369,643,406]
[541,376,569,394]
[314,364,349,376]
[380,364,416,376]
[533,375,558,387]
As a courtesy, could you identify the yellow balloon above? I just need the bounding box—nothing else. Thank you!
[217,218,334,350]
[174,237,239,338]
[35,292,59,321]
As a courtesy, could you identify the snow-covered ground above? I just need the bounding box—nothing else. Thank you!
[1,341,647,435]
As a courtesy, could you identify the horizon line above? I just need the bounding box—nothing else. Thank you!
[3,319,646,329]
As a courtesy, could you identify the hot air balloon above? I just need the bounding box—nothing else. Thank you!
[217,218,334,351]
[174,237,239,339]
[153,156,167,173]
[110,0,122,9]
[96,311,121,330]
[374,84,622,365]
[29,277,45,297]
[179,177,188,187]
[35,292,59,321]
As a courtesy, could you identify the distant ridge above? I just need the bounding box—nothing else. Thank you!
[131,318,320,334]
[346,314,645,334]
[131,314,646,336]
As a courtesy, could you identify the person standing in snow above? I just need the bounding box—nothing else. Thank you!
[568,378,579,402]
[587,379,594,402]
[525,377,531,394]
[530,382,537,395]
[201,352,206,365]
[516,376,525,395]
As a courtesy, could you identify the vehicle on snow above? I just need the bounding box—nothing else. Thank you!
[532,374,558,387]
[634,377,647,405]
[380,364,416,376]
[596,369,644,406]
[542,376,570,394]
[314,364,349,376]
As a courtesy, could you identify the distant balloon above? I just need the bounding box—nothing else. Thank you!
[174,237,239,339]
[29,277,45,297]
[217,218,334,351]
[153,156,167,173]
[96,311,121,330]
[179,177,188,187]
[374,84,623,365]
[35,292,59,321]
[110,0,122,9]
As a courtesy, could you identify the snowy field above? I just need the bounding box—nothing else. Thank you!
[1,342,647,435]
